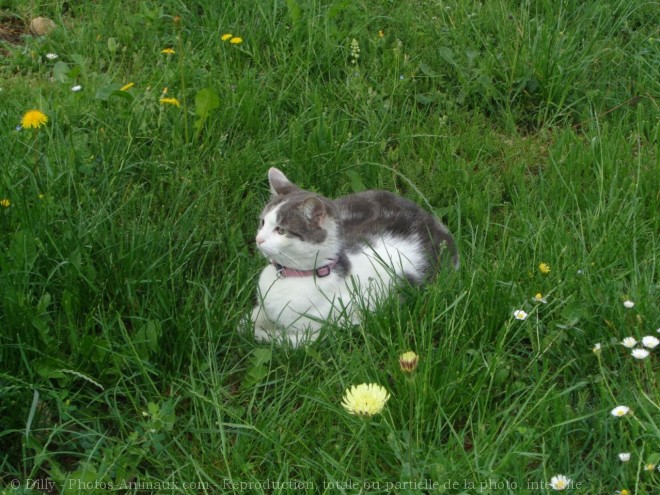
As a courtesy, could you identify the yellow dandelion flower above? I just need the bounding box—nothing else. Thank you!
[539,262,550,275]
[120,82,135,91]
[399,351,419,374]
[341,383,390,418]
[230,36,243,44]
[533,293,548,303]
[378,30,385,37]
[161,48,175,54]
[160,97,181,107]
[1,198,10,208]
[20,110,48,129]
[221,33,233,41]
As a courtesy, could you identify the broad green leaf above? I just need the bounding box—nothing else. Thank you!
[95,83,133,101]
[415,93,437,106]
[33,357,65,379]
[250,348,272,368]
[419,62,437,77]
[438,46,456,65]
[107,37,119,54]
[346,170,365,193]
[193,87,220,133]
[53,61,70,83]
[286,0,301,26]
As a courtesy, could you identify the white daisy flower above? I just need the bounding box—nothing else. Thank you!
[623,300,635,309]
[621,337,637,348]
[592,343,602,355]
[611,405,630,417]
[45,52,58,60]
[513,309,528,320]
[631,348,650,360]
[641,335,659,349]
[618,452,631,462]
[71,85,82,92]
[550,475,571,491]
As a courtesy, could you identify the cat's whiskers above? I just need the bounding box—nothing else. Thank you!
[266,246,334,271]
[262,246,302,269]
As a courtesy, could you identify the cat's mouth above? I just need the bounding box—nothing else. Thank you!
[257,245,295,267]
[256,243,275,259]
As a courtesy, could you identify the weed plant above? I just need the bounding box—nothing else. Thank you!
[0,0,658,494]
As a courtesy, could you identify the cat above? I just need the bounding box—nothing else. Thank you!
[248,167,458,347]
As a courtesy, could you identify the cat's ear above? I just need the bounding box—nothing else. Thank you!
[301,196,326,226]
[268,168,298,196]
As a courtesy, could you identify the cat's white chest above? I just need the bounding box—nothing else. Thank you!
[257,265,347,330]
[256,234,425,333]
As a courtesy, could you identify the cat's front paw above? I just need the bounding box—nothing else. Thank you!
[240,316,275,344]
[253,325,274,343]
[249,305,277,344]
[238,314,251,334]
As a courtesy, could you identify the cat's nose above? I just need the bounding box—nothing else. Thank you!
[256,236,265,245]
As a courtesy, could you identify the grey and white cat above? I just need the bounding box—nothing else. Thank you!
[249,167,458,347]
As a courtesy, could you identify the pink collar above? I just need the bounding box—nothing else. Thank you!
[273,258,339,278]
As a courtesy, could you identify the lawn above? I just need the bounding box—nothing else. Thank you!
[0,0,658,494]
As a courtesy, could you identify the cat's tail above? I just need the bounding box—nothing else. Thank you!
[431,219,459,271]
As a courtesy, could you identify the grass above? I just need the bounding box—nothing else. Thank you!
[0,0,658,493]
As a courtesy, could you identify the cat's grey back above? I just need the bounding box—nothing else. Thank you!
[334,190,459,272]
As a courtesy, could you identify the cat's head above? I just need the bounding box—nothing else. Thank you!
[256,168,340,270]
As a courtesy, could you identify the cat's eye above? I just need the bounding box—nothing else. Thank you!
[275,226,287,235]
[259,219,265,227]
